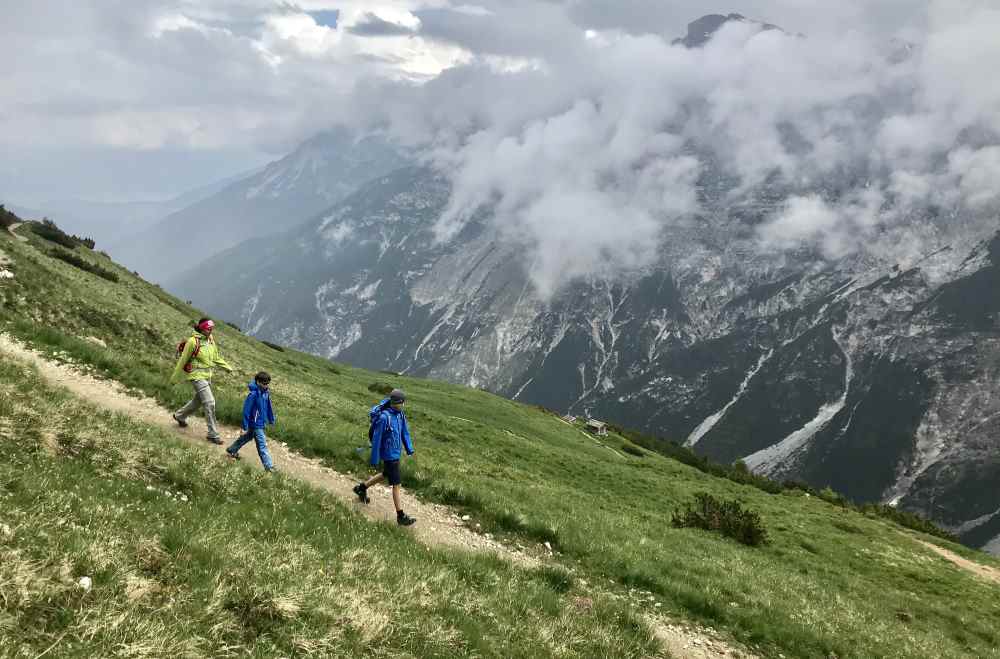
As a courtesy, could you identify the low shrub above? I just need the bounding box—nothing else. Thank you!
[819,486,848,507]
[49,248,119,283]
[30,219,95,250]
[0,204,19,229]
[367,382,393,395]
[261,340,285,352]
[33,220,78,248]
[621,442,645,457]
[672,492,769,546]
[859,503,959,543]
[610,423,783,494]
[608,423,954,540]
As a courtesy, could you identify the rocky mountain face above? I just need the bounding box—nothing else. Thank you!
[671,13,781,47]
[113,129,409,283]
[173,160,1000,551]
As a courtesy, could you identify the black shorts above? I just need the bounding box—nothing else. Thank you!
[382,460,401,486]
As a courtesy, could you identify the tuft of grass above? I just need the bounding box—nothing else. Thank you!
[535,565,575,593]
[261,340,285,352]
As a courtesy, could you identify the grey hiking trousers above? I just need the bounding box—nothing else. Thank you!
[174,379,220,440]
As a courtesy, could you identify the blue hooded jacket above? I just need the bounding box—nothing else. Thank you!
[242,381,276,430]
[369,399,413,465]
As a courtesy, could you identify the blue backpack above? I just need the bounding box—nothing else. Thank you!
[368,402,390,443]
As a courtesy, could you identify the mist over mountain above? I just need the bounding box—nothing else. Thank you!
[113,129,410,283]
[7,171,251,249]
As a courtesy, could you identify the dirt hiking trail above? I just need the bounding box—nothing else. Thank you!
[7,222,28,241]
[0,333,759,658]
[0,333,525,560]
[911,537,1000,585]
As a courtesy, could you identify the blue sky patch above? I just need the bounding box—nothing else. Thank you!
[309,10,339,29]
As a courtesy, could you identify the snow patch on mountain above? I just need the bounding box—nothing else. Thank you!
[686,349,774,446]
[743,329,853,473]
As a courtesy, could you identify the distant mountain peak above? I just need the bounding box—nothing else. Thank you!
[672,13,781,48]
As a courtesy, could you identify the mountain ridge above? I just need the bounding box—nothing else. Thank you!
[114,129,410,283]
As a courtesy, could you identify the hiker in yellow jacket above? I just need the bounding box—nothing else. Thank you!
[170,318,233,444]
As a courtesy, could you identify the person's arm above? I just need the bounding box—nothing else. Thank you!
[241,392,254,431]
[266,397,276,426]
[402,414,414,456]
[370,412,386,466]
[214,349,234,373]
[169,338,196,384]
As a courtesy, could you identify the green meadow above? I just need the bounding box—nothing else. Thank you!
[2,220,1000,658]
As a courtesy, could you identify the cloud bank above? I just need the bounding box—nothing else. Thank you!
[4,0,998,284]
[350,1,1000,294]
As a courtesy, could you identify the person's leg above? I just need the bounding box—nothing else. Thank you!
[173,381,202,424]
[384,461,414,525]
[226,430,253,457]
[253,428,275,471]
[194,381,221,443]
[355,471,381,503]
[392,484,402,512]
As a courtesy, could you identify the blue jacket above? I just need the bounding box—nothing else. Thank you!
[242,381,276,430]
[369,400,413,465]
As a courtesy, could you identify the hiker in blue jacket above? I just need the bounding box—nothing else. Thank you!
[226,371,278,472]
[354,389,416,526]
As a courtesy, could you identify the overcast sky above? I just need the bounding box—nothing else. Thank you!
[1,0,928,204]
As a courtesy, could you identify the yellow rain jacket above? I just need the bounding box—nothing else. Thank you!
[170,333,233,384]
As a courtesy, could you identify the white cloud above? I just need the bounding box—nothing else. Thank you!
[344,0,1000,293]
[3,0,999,276]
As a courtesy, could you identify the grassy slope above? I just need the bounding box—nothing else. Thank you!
[2,224,1000,658]
[0,358,654,658]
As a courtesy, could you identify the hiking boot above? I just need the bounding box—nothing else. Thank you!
[265,466,279,474]
[206,436,223,446]
[172,413,188,428]
[225,450,240,461]
[353,483,370,504]
[396,511,416,527]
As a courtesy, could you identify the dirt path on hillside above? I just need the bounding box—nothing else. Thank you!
[7,222,27,241]
[911,537,1000,585]
[0,333,759,659]
[0,333,533,563]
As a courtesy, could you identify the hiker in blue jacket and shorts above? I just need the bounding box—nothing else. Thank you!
[354,389,416,526]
